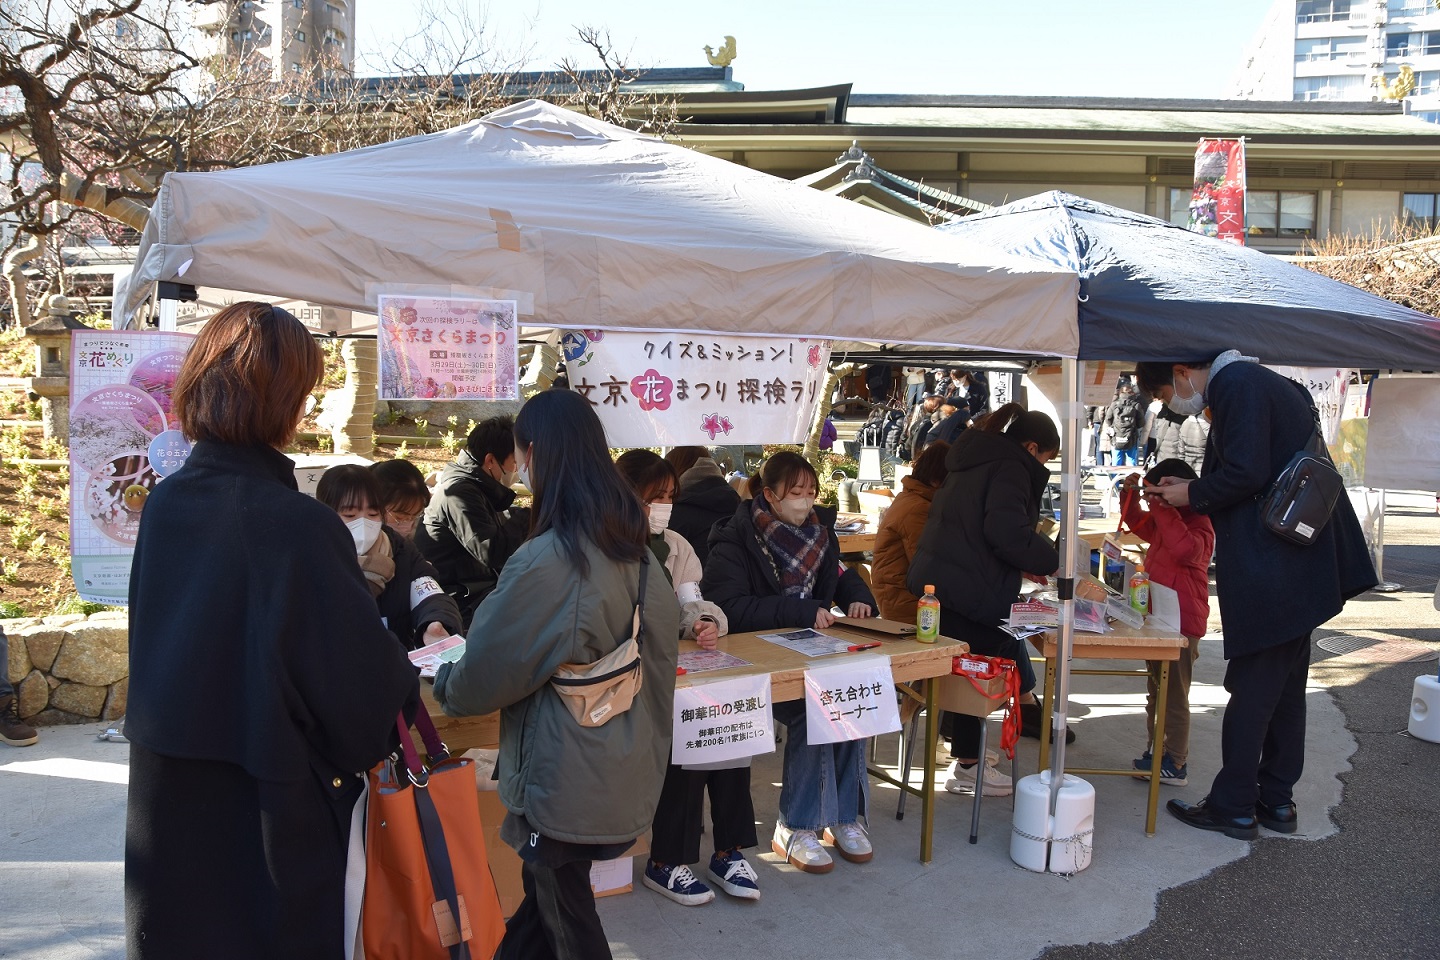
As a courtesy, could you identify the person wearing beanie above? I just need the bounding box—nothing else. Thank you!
[670,449,742,565]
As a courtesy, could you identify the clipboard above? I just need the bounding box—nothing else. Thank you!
[834,616,916,637]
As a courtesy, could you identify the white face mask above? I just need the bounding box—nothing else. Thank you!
[346,516,383,554]
[388,516,418,539]
[1168,374,1207,417]
[771,495,815,526]
[648,502,673,535]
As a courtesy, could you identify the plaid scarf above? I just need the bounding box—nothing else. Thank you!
[752,494,826,598]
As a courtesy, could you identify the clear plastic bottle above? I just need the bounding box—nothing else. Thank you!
[1129,563,1150,615]
[916,585,940,643]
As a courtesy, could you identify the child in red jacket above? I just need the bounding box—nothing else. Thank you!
[1119,459,1215,786]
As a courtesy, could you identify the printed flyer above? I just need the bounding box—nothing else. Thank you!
[69,331,195,604]
[557,329,832,446]
[377,295,519,401]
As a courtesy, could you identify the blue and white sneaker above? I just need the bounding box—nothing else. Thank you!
[642,861,715,906]
[706,849,761,900]
[1132,750,1188,787]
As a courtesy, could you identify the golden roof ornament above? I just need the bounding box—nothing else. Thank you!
[1377,64,1416,102]
[704,36,736,67]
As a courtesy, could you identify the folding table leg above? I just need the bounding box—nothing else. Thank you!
[921,678,938,864]
[969,718,987,844]
[896,698,920,820]
[1146,660,1170,836]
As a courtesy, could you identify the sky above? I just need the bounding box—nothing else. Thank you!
[353,0,1278,99]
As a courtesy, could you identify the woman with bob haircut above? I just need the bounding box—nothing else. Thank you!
[908,402,1071,801]
[434,389,680,960]
[702,451,878,876]
[870,439,950,623]
[315,464,462,650]
[125,302,420,960]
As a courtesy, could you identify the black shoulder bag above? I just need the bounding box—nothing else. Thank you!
[1259,382,1345,547]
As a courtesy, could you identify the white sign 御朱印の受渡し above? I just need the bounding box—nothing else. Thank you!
[672,674,775,766]
[803,656,901,745]
[556,329,832,446]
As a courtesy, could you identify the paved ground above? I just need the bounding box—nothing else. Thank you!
[1,508,1435,960]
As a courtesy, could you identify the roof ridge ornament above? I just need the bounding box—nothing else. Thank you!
[704,36,736,67]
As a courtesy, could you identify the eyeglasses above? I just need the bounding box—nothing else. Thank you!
[388,510,423,525]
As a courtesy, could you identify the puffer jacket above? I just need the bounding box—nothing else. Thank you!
[1119,487,1214,638]
[870,475,937,623]
[908,429,1058,625]
[433,533,680,845]
[701,496,875,632]
[375,527,463,650]
[670,471,742,565]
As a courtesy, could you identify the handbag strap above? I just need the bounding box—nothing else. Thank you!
[413,771,472,960]
[394,709,450,785]
[632,551,650,647]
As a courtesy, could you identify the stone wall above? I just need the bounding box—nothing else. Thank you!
[2,612,128,725]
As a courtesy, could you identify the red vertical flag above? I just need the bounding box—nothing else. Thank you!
[1187,139,1247,246]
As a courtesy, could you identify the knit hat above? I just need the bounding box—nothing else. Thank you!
[679,456,725,489]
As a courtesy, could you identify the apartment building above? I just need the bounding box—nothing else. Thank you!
[193,0,355,78]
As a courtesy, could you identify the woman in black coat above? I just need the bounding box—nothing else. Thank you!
[908,403,1068,797]
[667,448,742,565]
[702,453,878,876]
[125,303,419,960]
[316,464,463,650]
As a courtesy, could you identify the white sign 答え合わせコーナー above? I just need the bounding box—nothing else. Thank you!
[556,330,831,446]
[803,656,901,745]
[672,674,775,766]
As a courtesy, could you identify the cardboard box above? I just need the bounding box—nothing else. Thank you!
[476,788,650,918]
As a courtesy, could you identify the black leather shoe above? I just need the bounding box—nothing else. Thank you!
[1256,801,1298,834]
[1019,702,1076,744]
[1166,797,1258,840]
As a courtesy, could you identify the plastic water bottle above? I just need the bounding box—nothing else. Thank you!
[1129,563,1150,615]
[916,585,940,643]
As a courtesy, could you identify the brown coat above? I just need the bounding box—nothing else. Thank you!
[871,475,937,622]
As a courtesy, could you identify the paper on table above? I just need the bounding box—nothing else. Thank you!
[1147,582,1183,633]
[677,649,752,674]
[758,629,852,658]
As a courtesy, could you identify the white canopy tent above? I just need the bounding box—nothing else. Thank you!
[116,100,1078,355]
[118,100,1106,865]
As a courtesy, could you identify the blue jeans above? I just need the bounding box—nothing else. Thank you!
[0,628,12,699]
[1113,445,1139,467]
[772,700,869,830]
[905,382,926,408]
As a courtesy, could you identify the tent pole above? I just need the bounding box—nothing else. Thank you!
[1048,358,1083,816]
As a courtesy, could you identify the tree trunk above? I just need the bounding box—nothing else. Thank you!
[3,234,45,329]
[802,363,854,467]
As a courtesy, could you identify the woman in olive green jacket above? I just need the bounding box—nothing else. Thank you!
[435,389,679,960]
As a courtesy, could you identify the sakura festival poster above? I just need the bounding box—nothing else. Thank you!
[557,330,832,446]
[377,295,519,401]
[1187,138,1247,245]
[68,331,195,604]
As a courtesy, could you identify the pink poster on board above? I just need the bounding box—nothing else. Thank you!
[377,296,519,401]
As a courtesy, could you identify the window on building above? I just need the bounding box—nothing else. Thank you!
[294,0,304,8]
[1416,70,1440,95]
[1294,75,1365,100]
[1387,33,1411,58]
[1403,193,1440,229]
[1390,1,1430,18]
[1169,188,1194,228]
[1412,111,1440,123]
[296,30,306,41]
[1247,191,1318,238]
[1298,0,1353,23]
[291,62,302,73]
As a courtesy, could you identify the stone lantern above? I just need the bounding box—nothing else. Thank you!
[25,295,92,442]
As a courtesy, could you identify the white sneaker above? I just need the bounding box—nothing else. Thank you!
[822,821,873,863]
[946,758,1013,797]
[771,822,833,874]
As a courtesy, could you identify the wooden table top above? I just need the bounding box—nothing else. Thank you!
[1039,621,1188,661]
[677,624,966,701]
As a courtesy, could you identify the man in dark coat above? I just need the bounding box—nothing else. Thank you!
[1138,353,1375,840]
[414,416,530,625]
[670,455,742,564]
[1105,381,1144,466]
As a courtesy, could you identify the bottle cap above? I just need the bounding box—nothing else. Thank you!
[924,584,935,593]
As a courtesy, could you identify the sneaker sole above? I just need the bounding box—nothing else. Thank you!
[1130,767,1187,787]
[821,829,873,863]
[705,867,761,900]
[641,874,715,906]
[771,838,833,873]
[945,778,1013,798]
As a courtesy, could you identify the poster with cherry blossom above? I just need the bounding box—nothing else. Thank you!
[69,330,196,604]
[377,295,519,401]
[557,330,832,447]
